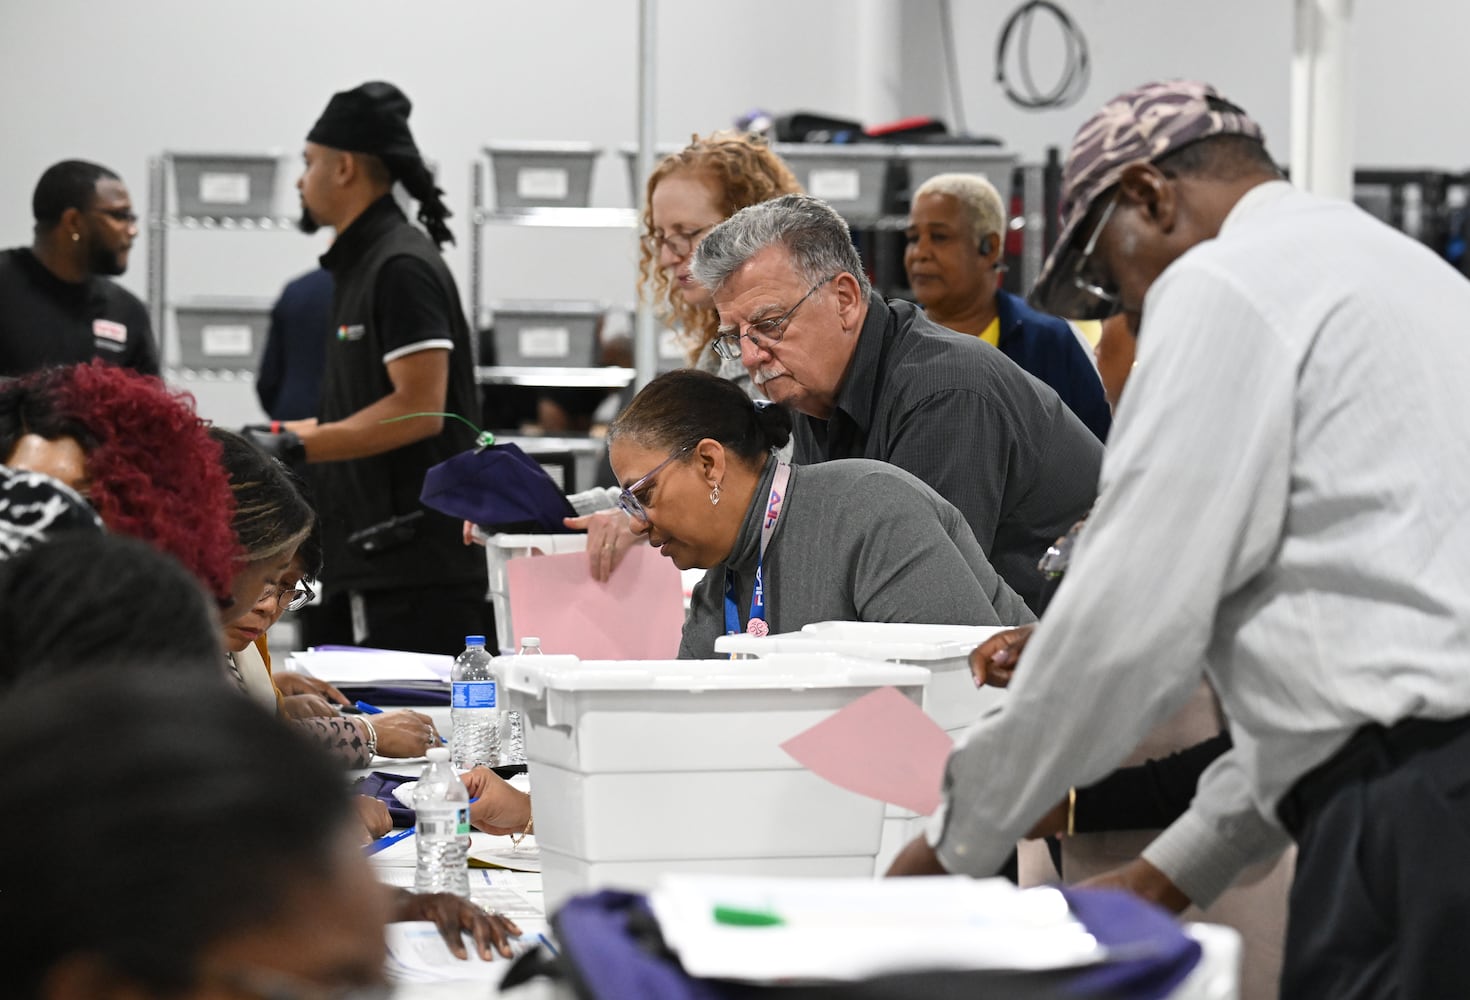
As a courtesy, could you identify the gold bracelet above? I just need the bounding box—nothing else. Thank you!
[1066,787,1077,837]
[510,814,534,849]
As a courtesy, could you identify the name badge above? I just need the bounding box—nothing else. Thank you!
[93,319,127,344]
[337,323,366,342]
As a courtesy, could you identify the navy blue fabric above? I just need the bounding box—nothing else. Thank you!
[993,288,1112,442]
[356,770,417,827]
[420,441,577,533]
[256,267,333,421]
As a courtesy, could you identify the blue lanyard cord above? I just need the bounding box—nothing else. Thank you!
[722,462,790,640]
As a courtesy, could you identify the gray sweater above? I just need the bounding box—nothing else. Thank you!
[679,457,1035,659]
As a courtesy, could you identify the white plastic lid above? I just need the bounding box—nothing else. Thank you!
[715,621,1011,662]
[519,637,542,648]
[426,747,450,763]
[500,652,929,695]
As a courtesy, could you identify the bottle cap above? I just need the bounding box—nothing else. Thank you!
[520,637,541,648]
[426,747,450,763]
[464,635,486,646]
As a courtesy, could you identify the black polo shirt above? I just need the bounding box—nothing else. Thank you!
[314,196,485,594]
[791,292,1102,610]
[0,248,159,378]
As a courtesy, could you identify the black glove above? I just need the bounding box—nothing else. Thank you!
[241,424,307,471]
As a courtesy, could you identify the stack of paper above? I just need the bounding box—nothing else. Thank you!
[649,874,1104,982]
[285,648,454,687]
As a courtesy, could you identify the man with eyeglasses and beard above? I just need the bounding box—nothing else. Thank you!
[0,159,158,377]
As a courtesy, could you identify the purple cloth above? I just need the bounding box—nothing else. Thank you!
[1060,886,1203,999]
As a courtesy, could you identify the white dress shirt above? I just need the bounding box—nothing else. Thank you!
[930,180,1470,905]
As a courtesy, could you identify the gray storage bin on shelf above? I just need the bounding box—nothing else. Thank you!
[771,144,893,218]
[488,301,603,367]
[484,143,600,209]
[894,145,1018,200]
[171,154,278,219]
[174,298,271,371]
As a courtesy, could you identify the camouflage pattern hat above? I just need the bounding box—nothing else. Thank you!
[1030,80,1265,318]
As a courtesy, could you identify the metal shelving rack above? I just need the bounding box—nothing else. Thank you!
[467,157,639,389]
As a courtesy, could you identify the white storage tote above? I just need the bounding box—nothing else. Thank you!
[499,652,930,909]
[716,621,1013,875]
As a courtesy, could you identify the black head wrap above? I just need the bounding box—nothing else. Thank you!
[307,81,455,248]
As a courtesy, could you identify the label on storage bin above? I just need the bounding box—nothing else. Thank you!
[201,324,254,356]
[809,168,861,202]
[452,680,497,709]
[518,326,570,359]
[417,806,471,838]
[517,167,569,200]
[199,172,251,205]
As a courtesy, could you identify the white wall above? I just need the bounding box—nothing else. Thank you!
[0,0,1461,391]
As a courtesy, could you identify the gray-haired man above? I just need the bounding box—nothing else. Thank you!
[691,194,1101,611]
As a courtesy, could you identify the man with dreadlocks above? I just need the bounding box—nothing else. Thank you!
[273,80,489,655]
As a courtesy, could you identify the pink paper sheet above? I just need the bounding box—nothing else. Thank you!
[505,544,686,659]
[780,686,954,816]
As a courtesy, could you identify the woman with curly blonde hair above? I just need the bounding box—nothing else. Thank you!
[638,131,801,391]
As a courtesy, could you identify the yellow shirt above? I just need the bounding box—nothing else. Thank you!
[979,317,1001,347]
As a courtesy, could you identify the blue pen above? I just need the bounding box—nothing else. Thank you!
[363,826,414,856]
[536,933,558,956]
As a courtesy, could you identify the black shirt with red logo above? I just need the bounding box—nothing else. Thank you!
[0,247,159,378]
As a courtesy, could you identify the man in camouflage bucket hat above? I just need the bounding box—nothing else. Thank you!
[1030,79,1265,320]
[892,79,1470,998]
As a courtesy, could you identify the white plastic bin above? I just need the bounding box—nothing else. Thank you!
[483,533,588,650]
[716,621,1012,874]
[499,652,930,909]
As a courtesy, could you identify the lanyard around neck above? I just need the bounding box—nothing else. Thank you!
[723,461,791,641]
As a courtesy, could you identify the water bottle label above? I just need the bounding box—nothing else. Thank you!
[418,814,461,838]
[452,680,497,709]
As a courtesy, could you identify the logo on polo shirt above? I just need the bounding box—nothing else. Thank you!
[337,324,365,341]
[93,319,127,349]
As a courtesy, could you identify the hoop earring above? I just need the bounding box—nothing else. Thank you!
[709,483,721,507]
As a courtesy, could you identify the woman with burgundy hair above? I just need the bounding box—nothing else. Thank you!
[0,361,241,612]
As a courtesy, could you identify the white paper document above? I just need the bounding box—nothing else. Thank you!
[385,920,550,985]
[649,874,1106,982]
[286,649,454,684]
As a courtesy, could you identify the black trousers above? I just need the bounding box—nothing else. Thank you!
[1277,715,1470,999]
[302,581,496,658]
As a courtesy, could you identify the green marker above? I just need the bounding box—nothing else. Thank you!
[713,905,784,927]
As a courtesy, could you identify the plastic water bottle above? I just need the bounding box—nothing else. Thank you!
[451,634,500,769]
[503,637,541,765]
[413,747,469,896]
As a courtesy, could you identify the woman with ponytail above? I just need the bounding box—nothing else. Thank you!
[606,369,1033,657]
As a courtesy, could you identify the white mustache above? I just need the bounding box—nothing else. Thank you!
[750,365,785,386]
